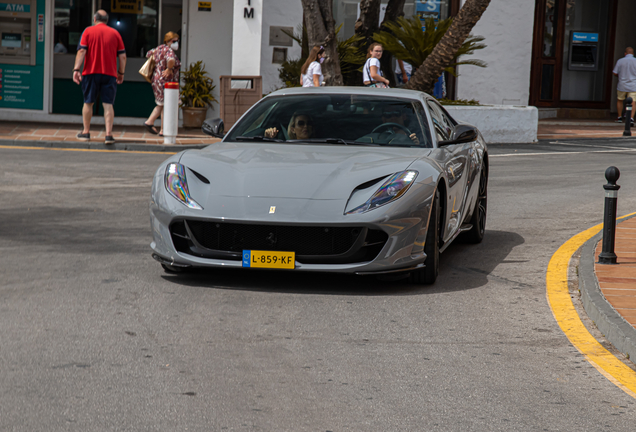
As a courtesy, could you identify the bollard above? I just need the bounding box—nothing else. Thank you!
[598,166,621,264]
[624,97,633,137]
[164,82,179,145]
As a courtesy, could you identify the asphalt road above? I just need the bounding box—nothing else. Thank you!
[2,140,636,430]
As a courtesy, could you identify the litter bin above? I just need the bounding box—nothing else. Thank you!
[219,76,263,129]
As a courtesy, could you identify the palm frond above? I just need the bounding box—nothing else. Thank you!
[373,16,486,74]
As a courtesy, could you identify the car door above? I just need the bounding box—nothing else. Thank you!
[426,99,471,242]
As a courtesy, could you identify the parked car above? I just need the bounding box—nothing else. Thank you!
[149,87,488,284]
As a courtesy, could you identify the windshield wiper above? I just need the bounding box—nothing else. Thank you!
[298,138,379,146]
[235,135,284,142]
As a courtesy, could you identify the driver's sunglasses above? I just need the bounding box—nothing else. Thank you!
[382,111,401,117]
[296,120,313,127]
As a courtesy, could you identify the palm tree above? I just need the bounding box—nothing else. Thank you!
[405,0,492,93]
[301,0,343,85]
[373,16,486,79]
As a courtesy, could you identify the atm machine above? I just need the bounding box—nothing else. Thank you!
[0,0,37,65]
[568,32,599,72]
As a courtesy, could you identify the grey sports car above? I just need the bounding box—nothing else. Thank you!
[149,87,488,284]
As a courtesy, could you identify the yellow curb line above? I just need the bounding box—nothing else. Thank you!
[547,213,636,399]
[0,144,177,155]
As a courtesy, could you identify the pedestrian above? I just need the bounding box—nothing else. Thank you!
[363,43,390,88]
[300,46,324,87]
[143,31,181,136]
[612,47,636,124]
[395,59,412,85]
[72,9,126,144]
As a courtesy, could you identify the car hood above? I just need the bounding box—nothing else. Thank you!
[180,142,431,200]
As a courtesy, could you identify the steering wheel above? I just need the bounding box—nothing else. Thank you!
[372,122,412,135]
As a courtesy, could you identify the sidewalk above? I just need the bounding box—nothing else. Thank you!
[538,118,631,140]
[1,117,632,147]
[0,121,221,149]
[579,215,636,362]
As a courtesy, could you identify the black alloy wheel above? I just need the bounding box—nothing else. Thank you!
[410,189,441,285]
[464,161,488,244]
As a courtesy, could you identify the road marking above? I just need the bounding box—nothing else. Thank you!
[0,144,176,155]
[547,214,636,399]
[492,148,636,158]
[547,141,633,151]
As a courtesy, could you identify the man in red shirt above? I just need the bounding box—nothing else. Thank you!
[72,10,126,144]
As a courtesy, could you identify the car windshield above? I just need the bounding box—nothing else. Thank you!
[224,94,434,148]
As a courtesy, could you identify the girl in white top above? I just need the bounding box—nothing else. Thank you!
[363,43,390,87]
[301,46,325,87]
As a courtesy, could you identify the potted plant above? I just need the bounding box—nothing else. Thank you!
[180,60,218,128]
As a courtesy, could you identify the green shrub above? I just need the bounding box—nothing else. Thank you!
[180,61,218,108]
[438,98,480,106]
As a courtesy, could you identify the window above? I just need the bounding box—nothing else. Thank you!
[426,100,451,142]
[225,94,434,147]
[100,0,160,57]
[53,1,93,55]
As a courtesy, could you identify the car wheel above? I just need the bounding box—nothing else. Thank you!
[410,189,440,285]
[161,263,186,274]
[464,162,488,244]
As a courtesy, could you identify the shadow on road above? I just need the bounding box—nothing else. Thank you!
[159,229,524,296]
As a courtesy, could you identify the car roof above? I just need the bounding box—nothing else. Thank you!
[266,86,431,101]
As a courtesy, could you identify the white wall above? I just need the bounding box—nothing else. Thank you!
[456,0,535,106]
[260,0,303,93]
[232,0,264,75]
[186,0,234,113]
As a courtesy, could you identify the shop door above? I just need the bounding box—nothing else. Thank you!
[52,0,180,117]
[530,0,616,108]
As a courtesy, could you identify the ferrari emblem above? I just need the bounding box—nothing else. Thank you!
[269,206,276,214]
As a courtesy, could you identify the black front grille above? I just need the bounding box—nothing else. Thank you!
[170,220,388,264]
[187,221,360,255]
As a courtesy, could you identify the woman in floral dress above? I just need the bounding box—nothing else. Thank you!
[143,31,181,136]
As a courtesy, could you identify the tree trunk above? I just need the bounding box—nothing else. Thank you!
[379,0,406,87]
[405,0,491,94]
[301,13,309,60]
[301,0,343,85]
[355,0,381,46]
[380,0,406,30]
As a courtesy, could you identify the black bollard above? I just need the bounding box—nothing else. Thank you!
[624,97,633,137]
[598,166,621,264]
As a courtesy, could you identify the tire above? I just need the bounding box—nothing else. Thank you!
[410,189,440,285]
[464,161,488,244]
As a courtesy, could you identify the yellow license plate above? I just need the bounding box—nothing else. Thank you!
[242,250,295,269]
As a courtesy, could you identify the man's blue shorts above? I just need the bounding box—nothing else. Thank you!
[81,73,117,104]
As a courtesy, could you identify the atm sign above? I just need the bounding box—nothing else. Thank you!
[0,3,31,12]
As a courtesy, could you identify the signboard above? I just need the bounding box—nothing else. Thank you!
[37,13,43,42]
[198,1,211,11]
[111,0,143,14]
[416,0,440,22]
[0,2,30,12]
[572,32,599,43]
[0,65,43,108]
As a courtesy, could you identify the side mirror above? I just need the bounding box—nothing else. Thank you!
[438,124,478,147]
[202,118,225,138]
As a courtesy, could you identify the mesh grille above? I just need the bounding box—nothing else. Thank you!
[186,220,362,256]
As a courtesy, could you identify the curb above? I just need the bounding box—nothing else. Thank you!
[579,214,636,361]
[0,138,210,153]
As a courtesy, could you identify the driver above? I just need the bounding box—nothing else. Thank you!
[265,113,315,140]
[380,106,420,145]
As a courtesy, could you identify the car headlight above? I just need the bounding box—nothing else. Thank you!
[346,170,418,214]
[165,163,203,210]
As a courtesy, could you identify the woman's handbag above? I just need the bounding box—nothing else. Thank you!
[139,54,155,83]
